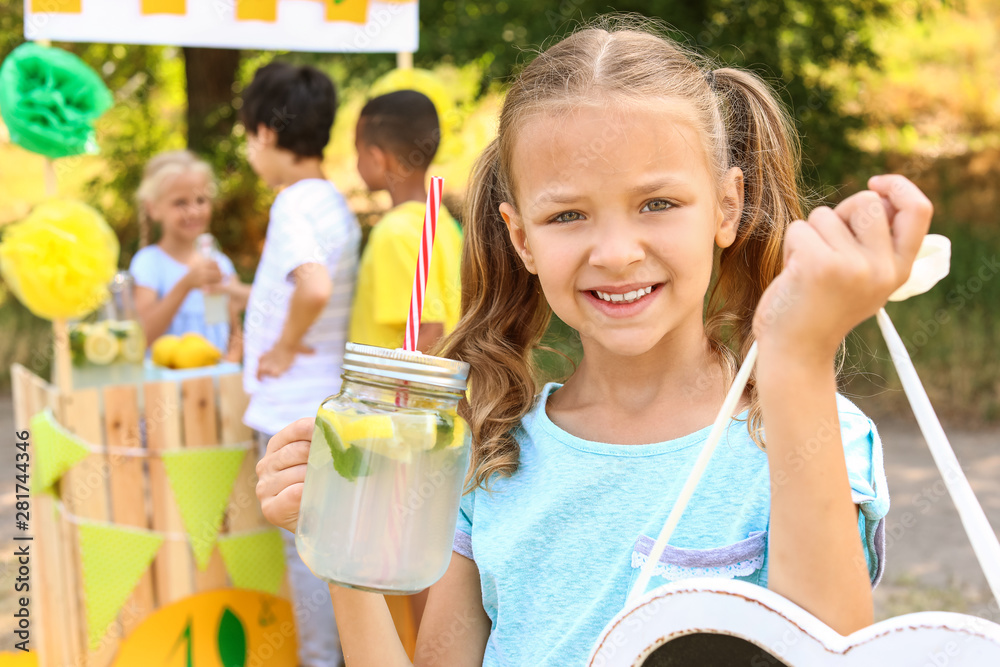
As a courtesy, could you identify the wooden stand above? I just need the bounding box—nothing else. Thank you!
[12,364,291,665]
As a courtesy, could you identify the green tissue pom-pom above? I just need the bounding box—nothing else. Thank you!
[0,43,113,159]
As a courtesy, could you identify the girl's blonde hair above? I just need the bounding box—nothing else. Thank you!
[438,20,807,491]
[135,150,218,247]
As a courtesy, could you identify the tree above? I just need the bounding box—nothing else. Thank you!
[184,47,241,153]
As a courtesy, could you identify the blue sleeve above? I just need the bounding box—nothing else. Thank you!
[453,487,474,560]
[129,247,161,293]
[837,394,889,587]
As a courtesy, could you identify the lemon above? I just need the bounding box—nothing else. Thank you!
[326,411,415,463]
[449,418,468,449]
[83,326,119,365]
[172,333,222,369]
[151,335,181,368]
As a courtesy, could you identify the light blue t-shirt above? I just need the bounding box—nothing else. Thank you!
[129,244,236,352]
[453,383,888,667]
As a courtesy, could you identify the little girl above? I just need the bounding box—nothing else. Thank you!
[256,23,932,665]
[130,150,250,359]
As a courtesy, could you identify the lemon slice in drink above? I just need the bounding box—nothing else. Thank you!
[116,321,146,363]
[393,414,438,451]
[341,413,414,463]
[337,413,395,443]
[83,325,120,365]
[449,418,468,449]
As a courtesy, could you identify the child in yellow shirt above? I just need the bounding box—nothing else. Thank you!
[350,90,462,353]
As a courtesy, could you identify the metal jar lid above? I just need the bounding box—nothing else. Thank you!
[342,343,469,391]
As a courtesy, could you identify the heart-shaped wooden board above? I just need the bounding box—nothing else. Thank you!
[588,579,1000,666]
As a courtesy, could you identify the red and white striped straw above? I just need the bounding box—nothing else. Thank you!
[404,176,444,351]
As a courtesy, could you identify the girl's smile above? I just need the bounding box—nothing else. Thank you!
[583,282,663,318]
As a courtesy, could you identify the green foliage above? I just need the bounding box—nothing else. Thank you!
[843,221,1000,421]
[413,0,905,192]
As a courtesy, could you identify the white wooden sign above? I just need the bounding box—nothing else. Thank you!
[23,0,418,52]
[590,579,1000,666]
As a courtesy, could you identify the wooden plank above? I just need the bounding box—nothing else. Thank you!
[27,372,72,667]
[11,364,30,429]
[60,389,109,519]
[104,384,155,639]
[53,390,99,665]
[182,376,229,590]
[218,374,252,444]
[12,367,57,667]
[59,388,118,667]
[146,380,194,606]
[219,374,265,532]
[33,496,66,667]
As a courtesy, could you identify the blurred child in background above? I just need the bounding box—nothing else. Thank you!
[350,90,463,354]
[240,61,361,667]
[131,150,249,361]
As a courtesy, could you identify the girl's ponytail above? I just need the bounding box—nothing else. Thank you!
[437,139,552,489]
[705,67,806,443]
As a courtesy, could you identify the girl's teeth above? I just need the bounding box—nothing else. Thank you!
[594,286,654,304]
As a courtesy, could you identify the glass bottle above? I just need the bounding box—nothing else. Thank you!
[197,233,228,326]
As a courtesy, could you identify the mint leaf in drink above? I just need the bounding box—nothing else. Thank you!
[317,416,371,482]
[334,446,370,481]
[434,413,455,450]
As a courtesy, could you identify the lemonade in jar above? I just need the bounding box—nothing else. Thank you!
[296,343,471,594]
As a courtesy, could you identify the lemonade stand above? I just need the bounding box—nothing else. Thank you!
[3,4,417,662]
[1,184,293,665]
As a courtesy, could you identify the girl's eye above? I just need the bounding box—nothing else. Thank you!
[642,199,674,213]
[551,211,583,223]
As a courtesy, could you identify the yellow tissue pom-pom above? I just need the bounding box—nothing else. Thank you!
[0,200,119,320]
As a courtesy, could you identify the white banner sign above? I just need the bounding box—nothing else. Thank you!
[23,0,418,52]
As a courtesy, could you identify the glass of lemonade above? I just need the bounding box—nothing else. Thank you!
[296,343,472,594]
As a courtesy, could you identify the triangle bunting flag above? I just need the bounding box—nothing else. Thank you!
[162,447,247,570]
[78,521,163,649]
[218,529,287,595]
[31,409,91,493]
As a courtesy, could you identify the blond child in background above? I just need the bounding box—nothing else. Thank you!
[131,150,249,361]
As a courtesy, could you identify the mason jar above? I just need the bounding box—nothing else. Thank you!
[296,343,472,594]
